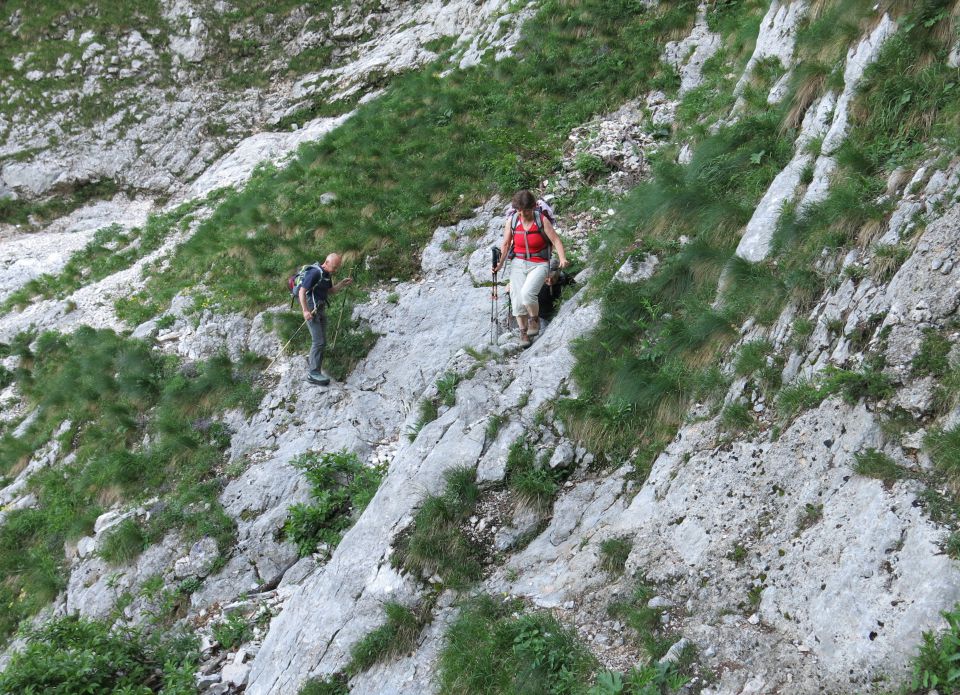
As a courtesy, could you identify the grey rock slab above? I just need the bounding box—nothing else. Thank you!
[173,537,220,579]
[613,254,659,283]
[246,418,487,694]
[736,94,833,262]
[822,15,898,155]
[663,8,721,95]
[734,0,809,98]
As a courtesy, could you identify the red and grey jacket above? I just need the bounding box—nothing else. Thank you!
[509,210,551,263]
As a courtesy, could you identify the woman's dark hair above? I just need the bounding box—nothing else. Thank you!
[512,190,537,221]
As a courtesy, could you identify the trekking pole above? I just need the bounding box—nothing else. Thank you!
[490,247,501,345]
[265,319,307,372]
[330,263,354,352]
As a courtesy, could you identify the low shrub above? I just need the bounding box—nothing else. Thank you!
[283,450,384,557]
[437,594,596,695]
[213,611,253,650]
[0,615,198,693]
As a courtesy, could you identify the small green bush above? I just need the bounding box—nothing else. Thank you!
[574,152,611,183]
[213,611,253,650]
[0,615,198,694]
[852,448,902,484]
[284,450,384,557]
[348,601,429,674]
[912,607,960,692]
[599,537,632,575]
[437,594,596,695]
[392,467,482,589]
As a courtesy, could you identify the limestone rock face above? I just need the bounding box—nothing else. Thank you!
[3,4,960,695]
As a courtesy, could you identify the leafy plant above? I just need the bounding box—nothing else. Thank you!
[912,607,960,692]
[0,615,198,693]
[213,611,253,650]
[437,594,597,695]
[283,450,384,557]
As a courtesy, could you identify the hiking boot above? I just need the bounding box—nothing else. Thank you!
[526,317,540,336]
[519,332,531,348]
[307,370,330,385]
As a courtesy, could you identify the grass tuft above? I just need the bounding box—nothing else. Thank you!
[348,600,431,674]
[852,448,903,484]
[392,467,482,589]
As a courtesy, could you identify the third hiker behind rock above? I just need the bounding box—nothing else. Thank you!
[296,252,353,385]
[493,190,568,347]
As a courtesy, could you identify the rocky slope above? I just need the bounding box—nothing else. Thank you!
[2,1,960,694]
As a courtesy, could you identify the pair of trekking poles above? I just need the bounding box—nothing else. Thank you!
[490,247,503,345]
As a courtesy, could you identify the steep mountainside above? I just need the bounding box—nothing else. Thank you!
[1,1,960,694]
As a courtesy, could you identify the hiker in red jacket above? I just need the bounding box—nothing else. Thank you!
[492,190,568,347]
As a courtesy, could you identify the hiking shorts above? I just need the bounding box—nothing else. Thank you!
[510,258,549,316]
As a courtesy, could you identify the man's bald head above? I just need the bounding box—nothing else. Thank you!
[323,253,342,272]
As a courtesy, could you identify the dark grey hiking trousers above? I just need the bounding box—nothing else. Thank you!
[306,310,327,373]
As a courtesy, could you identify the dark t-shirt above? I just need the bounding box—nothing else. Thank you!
[302,266,333,311]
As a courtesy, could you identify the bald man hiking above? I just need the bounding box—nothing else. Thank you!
[297,253,353,385]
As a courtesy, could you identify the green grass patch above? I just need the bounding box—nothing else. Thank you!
[926,426,960,486]
[0,614,198,694]
[599,536,633,576]
[0,327,262,641]
[300,674,350,695]
[505,437,562,511]
[776,362,895,422]
[852,448,903,484]
[720,402,755,433]
[283,449,385,557]
[392,467,483,590]
[98,518,148,565]
[912,328,952,378]
[437,594,597,695]
[608,582,678,663]
[348,600,432,674]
